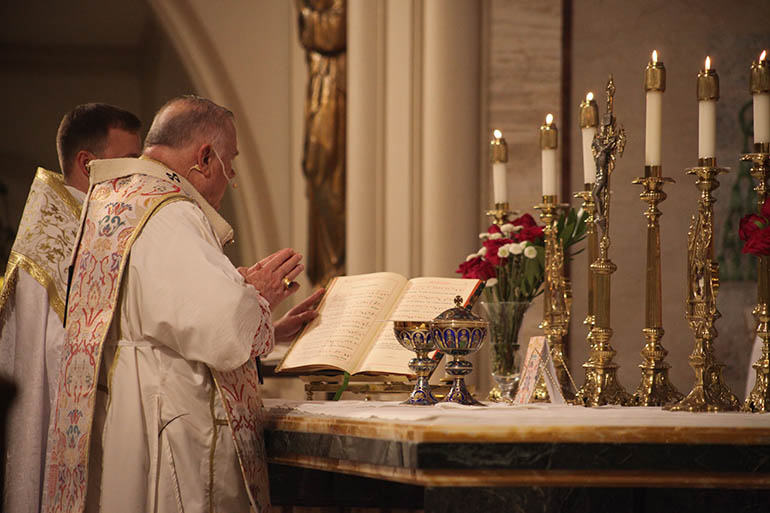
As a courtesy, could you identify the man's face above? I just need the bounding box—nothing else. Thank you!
[99,128,142,160]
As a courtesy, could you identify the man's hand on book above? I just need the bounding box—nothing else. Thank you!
[239,248,304,308]
[274,288,325,342]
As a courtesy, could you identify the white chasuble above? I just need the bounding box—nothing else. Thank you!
[42,158,274,513]
[1,168,83,513]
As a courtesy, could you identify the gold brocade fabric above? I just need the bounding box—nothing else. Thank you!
[297,0,347,286]
[0,168,81,323]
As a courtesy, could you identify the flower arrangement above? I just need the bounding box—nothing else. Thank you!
[456,207,586,401]
[740,197,770,256]
[456,209,587,303]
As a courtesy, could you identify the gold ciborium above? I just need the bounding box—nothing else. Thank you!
[431,296,488,406]
[392,321,438,405]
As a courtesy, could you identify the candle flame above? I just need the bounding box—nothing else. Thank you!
[705,56,711,70]
[652,50,658,63]
[493,129,502,139]
[586,92,594,102]
[761,50,767,62]
[545,113,553,126]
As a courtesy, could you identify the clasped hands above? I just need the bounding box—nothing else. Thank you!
[239,248,324,342]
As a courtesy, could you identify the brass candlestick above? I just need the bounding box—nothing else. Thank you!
[742,141,770,412]
[668,157,740,412]
[574,76,631,407]
[574,185,598,329]
[485,202,515,226]
[535,195,574,401]
[630,167,682,406]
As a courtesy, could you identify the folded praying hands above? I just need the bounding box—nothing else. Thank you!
[239,248,304,308]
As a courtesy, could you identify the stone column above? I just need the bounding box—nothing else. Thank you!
[421,0,481,276]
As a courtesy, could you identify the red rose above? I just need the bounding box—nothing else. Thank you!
[743,226,770,256]
[740,213,766,242]
[516,225,544,243]
[483,237,513,266]
[456,256,496,280]
[487,224,502,235]
[512,213,537,228]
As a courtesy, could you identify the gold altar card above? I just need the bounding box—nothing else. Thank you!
[276,272,482,376]
[513,336,566,404]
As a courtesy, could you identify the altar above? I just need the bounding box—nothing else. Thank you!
[264,399,770,512]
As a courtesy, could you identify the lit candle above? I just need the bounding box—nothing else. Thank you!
[697,56,719,159]
[540,114,558,198]
[644,50,665,167]
[490,129,508,204]
[751,50,770,144]
[579,92,598,184]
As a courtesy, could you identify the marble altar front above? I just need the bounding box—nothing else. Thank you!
[264,399,770,512]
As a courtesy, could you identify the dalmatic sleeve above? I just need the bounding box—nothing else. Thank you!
[120,201,274,372]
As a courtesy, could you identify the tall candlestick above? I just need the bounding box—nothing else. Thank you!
[579,92,599,184]
[645,50,665,167]
[697,56,719,159]
[751,50,770,144]
[490,129,508,204]
[540,114,558,198]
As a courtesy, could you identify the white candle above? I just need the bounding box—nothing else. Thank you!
[579,92,598,183]
[697,56,718,159]
[752,51,770,144]
[490,129,508,204]
[540,114,558,198]
[644,50,665,166]
[756,94,770,143]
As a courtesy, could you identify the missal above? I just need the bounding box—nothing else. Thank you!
[276,272,483,376]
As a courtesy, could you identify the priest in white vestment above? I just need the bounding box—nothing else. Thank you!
[48,96,322,513]
[1,104,142,513]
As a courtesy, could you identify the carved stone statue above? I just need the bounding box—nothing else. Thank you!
[296,0,347,285]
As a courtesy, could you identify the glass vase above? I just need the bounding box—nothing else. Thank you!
[481,301,530,403]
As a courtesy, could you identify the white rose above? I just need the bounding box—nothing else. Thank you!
[498,246,510,258]
[465,253,477,261]
[486,278,498,287]
[524,245,538,259]
[500,223,515,234]
[478,247,488,256]
[511,242,524,255]
[488,232,502,240]
[479,232,488,240]
[512,225,523,232]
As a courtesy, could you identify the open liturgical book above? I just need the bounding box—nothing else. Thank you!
[276,272,483,376]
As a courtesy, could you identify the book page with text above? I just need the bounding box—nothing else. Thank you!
[277,272,407,373]
[356,277,482,374]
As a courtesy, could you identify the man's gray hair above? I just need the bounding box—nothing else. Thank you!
[144,95,234,149]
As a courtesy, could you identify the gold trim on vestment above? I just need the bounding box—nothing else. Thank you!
[7,250,66,322]
[35,167,82,219]
[0,266,19,335]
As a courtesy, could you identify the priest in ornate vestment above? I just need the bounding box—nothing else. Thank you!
[42,95,322,513]
[0,104,142,513]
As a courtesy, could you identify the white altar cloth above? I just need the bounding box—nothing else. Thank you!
[264,398,770,431]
